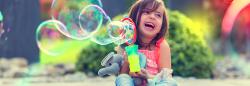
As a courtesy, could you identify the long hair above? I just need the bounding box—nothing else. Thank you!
[128,0,168,48]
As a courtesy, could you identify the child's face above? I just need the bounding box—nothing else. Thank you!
[139,5,164,39]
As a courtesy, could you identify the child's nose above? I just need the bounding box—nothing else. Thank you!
[149,13,156,20]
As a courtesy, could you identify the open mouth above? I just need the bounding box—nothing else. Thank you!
[144,22,155,30]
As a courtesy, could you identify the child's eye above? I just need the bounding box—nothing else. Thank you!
[155,13,162,18]
[143,11,150,15]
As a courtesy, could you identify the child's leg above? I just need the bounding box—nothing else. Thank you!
[147,78,178,86]
[147,79,156,86]
[147,68,178,86]
[115,74,134,86]
[156,78,178,86]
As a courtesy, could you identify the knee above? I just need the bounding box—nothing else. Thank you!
[159,78,178,86]
[115,74,134,86]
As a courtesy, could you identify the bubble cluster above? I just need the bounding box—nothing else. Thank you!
[37,0,136,55]
[50,0,104,40]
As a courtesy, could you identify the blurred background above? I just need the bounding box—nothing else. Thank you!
[0,0,250,86]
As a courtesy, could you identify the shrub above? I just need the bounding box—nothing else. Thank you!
[75,42,114,75]
[168,11,216,78]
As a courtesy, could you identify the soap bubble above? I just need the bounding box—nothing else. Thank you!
[108,18,136,45]
[51,0,103,40]
[0,11,4,38]
[36,20,71,56]
[121,18,137,45]
[0,11,3,21]
[90,16,113,45]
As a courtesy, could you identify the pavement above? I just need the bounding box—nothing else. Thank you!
[1,76,250,86]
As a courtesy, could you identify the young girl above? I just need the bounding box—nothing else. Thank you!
[115,0,177,86]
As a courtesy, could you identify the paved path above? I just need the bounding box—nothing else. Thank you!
[1,76,250,86]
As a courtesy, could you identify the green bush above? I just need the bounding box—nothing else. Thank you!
[76,42,114,75]
[168,11,217,78]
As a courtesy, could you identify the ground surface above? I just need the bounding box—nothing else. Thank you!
[1,76,250,86]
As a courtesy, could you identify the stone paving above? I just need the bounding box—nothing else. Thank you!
[1,76,250,86]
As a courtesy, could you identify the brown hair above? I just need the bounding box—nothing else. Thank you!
[128,0,168,48]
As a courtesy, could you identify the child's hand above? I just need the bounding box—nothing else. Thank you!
[139,69,149,78]
[129,69,148,79]
[114,46,124,54]
[114,46,128,61]
[129,72,144,78]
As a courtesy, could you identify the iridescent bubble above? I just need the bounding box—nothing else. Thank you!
[88,6,114,45]
[108,18,136,45]
[79,5,104,39]
[51,0,103,40]
[0,11,3,21]
[107,21,125,40]
[121,18,137,45]
[90,16,113,45]
[0,11,4,38]
[36,20,71,56]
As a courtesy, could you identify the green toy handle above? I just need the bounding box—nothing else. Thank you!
[125,44,140,72]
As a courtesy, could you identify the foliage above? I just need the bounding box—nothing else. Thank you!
[168,11,217,78]
[76,42,114,75]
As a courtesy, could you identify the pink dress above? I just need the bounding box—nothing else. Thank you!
[138,38,164,75]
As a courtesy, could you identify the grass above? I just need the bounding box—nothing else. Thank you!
[39,39,92,64]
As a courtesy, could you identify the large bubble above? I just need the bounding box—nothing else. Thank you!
[36,20,71,56]
[107,21,125,40]
[88,6,114,45]
[0,11,3,21]
[51,0,103,40]
[107,18,136,45]
[0,11,4,38]
[79,5,104,38]
[106,21,128,45]
[90,17,113,45]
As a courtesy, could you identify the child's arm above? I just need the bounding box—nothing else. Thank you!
[120,59,130,74]
[114,46,125,55]
[158,39,172,69]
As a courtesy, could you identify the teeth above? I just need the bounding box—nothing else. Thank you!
[145,22,155,28]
